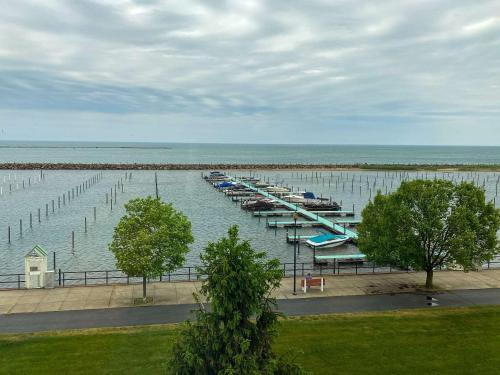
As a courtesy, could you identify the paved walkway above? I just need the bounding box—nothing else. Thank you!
[2,269,500,315]
[2,288,500,333]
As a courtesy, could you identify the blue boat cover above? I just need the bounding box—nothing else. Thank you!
[303,192,315,199]
[216,182,234,188]
[309,233,346,244]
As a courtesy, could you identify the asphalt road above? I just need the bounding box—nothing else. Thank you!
[2,288,500,334]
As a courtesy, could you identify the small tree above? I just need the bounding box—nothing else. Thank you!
[170,225,304,374]
[109,196,193,301]
[358,179,500,289]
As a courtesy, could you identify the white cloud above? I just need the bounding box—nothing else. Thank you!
[462,17,500,34]
[0,0,499,144]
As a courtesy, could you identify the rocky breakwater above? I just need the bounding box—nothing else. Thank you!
[0,163,361,170]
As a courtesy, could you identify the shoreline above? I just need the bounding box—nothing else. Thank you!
[1,163,500,171]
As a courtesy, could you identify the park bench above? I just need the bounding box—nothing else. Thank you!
[301,277,325,293]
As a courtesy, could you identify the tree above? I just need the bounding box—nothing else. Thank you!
[358,179,500,289]
[170,225,305,374]
[109,196,193,301]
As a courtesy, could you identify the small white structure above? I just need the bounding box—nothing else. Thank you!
[24,245,48,289]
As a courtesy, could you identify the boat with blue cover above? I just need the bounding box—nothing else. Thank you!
[215,181,235,189]
[305,232,349,248]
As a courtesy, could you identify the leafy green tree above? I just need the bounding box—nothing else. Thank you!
[109,196,193,301]
[170,225,305,374]
[358,179,500,289]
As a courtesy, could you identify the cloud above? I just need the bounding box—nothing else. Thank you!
[0,0,499,144]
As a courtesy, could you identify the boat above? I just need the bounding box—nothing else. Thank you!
[264,186,290,193]
[281,194,306,203]
[303,201,341,211]
[241,198,276,211]
[254,181,270,188]
[282,191,316,203]
[205,171,227,180]
[305,232,349,248]
[215,181,235,189]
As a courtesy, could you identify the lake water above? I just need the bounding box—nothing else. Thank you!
[1,141,500,164]
[1,167,498,275]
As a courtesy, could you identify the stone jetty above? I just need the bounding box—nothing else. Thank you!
[0,163,499,171]
[0,163,361,171]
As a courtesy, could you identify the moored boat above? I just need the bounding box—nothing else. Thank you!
[241,198,276,211]
[303,201,341,211]
[305,232,349,248]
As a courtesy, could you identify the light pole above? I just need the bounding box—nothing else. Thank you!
[293,212,299,295]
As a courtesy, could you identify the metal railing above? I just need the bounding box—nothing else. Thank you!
[0,273,24,289]
[58,267,204,287]
[1,260,500,290]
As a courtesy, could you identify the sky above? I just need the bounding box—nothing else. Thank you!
[0,0,499,145]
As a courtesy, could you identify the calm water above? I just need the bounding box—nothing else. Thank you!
[1,141,500,164]
[1,168,499,275]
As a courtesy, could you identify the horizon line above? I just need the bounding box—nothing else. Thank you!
[0,139,499,148]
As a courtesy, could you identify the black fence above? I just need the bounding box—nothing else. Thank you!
[2,260,500,290]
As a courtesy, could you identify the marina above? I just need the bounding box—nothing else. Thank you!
[0,167,499,278]
[204,172,362,266]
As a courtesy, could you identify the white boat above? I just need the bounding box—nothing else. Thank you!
[254,181,270,188]
[282,191,319,203]
[305,233,349,249]
[264,186,290,193]
[282,194,306,203]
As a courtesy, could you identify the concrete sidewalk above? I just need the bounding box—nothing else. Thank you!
[2,269,500,315]
[4,289,500,334]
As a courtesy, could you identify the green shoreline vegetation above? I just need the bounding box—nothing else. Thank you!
[2,306,500,374]
[1,163,500,171]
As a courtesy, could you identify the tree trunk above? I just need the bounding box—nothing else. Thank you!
[142,276,147,301]
[425,269,434,289]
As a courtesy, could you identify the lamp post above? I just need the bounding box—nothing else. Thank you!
[293,212,299,295]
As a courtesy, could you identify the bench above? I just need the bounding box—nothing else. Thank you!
[300,277,325,293]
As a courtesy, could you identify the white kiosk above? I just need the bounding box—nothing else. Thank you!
[24,245,52,289]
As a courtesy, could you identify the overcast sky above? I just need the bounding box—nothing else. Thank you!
[0,0,499,145]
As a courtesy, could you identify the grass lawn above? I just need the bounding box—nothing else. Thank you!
[1,306,500,374]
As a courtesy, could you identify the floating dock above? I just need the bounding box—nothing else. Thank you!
[267,220,322,228]
[253,210,354,217]
[335,219,362,225]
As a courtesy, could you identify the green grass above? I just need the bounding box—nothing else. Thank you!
[1,306,500,374]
